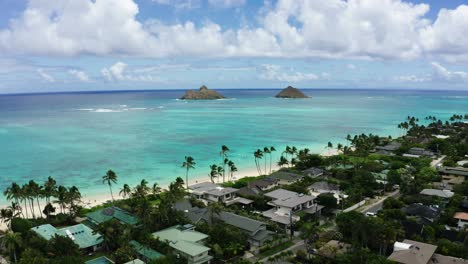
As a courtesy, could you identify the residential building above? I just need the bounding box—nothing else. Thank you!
[153,225,212,264]
[262,189,322,225]
[438,166,468,179]
[124,260,145,264]
[188,182,252,206]
[85,206,139,227]
[85,256,114,264]
[420,189,454,199]
[267,171,304,185]
[432,175,464,191]
[302,167,326,178]
[130,240,164,263]
[308,181,347,204]
[388,239,468,264]
[31,224,103,252]
[238,178,278,197]
[375,141,402,152]
[454,212,468,230]
[402,203,441,224]
[406,147,436,158]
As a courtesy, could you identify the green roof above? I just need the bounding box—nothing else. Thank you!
[86,207,139,226]
[31,224,103,249]
[123,259,145,264]
[153,225,210,257]
[130,240,164,260]
[85,256,115,264]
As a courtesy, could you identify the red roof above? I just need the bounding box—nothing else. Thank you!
[453,212,468,221]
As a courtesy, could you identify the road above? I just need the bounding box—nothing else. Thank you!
[431,155,446,168]
[361,189,400,214]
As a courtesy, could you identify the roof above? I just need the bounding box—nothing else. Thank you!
[86,207,139,226]
[308,181,339,192]
[123,259,145,264]
[387,239,437,264]
[153,225,210,257]
[375,142,402,151]
[174,200,210,224]
[438,166,468,177]
[454,212,468,221]
[420,189,454,198]
[302,167,324,177]
[188,182,238,196]
[85,256,115,264]
[268,171,304,182]
[248,177,278,188]
[402,204,440,220]
[430,254,468,264]
[218,211,265,234]
[265,189,314,208]
[31,224,103,249]
[130,240,164,260]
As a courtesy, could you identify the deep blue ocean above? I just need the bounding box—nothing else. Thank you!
[1,89,467,203]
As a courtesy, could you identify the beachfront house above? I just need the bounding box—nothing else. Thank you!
[31,224,103,252]
[454,212,468,230]
[302,167,326,178]
[130,240,164,262]
[419,189,454,199]
[403,147,436,158]
[153,225,212,264]
[308,181,347,204]
[85,206,139,227]
[373,142,402,156]
[387,239,467,264]
[188,182,252,206]
[267,171,304,185]
[238,178,279,197]
[262,189,322,226]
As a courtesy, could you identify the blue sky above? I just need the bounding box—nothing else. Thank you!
[1,0,468,93]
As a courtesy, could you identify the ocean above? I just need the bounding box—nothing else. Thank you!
[1,89,467,203]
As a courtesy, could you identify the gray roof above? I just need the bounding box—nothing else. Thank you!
[438,166,468,177]
[268,171,304,182]
[302,167,324,177]
[375,142,401,151]
[265,189,314,208]
[430,254,468,264]
[248,177,278,188]
[218,211,265,234]
[402,203,440,221]
[388,239,437,264]
[174,200,209,224]
[420,189,454,198]
[308,181,339,192]
[188,182,238,196]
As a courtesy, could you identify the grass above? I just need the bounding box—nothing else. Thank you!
[257,240,294,259]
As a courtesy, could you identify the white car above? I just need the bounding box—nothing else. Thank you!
[365,212,376,217]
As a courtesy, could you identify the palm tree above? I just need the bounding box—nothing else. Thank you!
[220,145,230,183]
[182,156,196,189]
[119,184,131,199]
[269,146,276,173]
[152,183,162,196]
[227,160,237,181]
[216,166,224,183]
[254,149,264,176]
[21,184,35,218]
[43,176,57,204]
[300,222,319,258]
[208,202,223,223]
[67,186,82,216]
[102,170,118,202]
[263,147,271,175]
[0,208,14,229]
[278,156,289,168]
[55,185,67,214]
[2,231,22,263]
[4,183,23,218]
[43,203,55,220]
[132,179,150,199]
[28,180,42,218]
[327,141,333,153]
[209,164,219,183]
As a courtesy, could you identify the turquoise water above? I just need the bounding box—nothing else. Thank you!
[1,89,467,203]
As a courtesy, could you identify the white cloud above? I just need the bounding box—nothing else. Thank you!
[393,74,430,83]
[37,68,55,82]
[431,62,468,82]
[151,0,201,9]
[259,64,320,82]
[208,0,246,8]
[101,62,164,82]
[68,69,90,82]
[1,0,468,62]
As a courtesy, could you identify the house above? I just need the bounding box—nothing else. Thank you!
[438,166,468,179]
[124,260,145,264]
[402,203,441,224]
[372,169,389,184]
[317,240,351,259]
[130,240,164,263]
[262,189,322,225]
[85,257,114,264]
[454,212,468,230]
[388,239,468,264]
[308,181,347,204]
[174,200,274,247]
[153,225,212,264]
[420,189,454,199]
[432,175,464,191]
[31,224,103,252]
[302,167,326,178]
[238,178,278,197]
[188,182,252,206]
[407,147,436,158]
[374,142,402,155]
[216,211,274,247]
[85,206,139,227]
[267,171,304,185]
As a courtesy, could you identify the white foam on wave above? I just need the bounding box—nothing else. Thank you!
[94,108,122,113]
[76,108,94,111]
[130,107,147,110]
[158,106,164,109]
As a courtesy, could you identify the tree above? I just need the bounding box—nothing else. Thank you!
[120,184,131,199]
[278,156,289,168]
[4,182,23,218]
[269,146,276,173]
[152,183,162,197]
[182,156,196,189]
[254,149,264,175]
[300,222,319,258]
[48,234,80,257]
[220,145,230,183]
[263,147,271,175]
[209,164,219,183]
[0,208,14,229]
[55,186,67,214]
[42,203,55,220]
[316,193,338,209]
[102,170,118,202]
[2,231,22,263]
[43,176,57,204]
[227,160,237,181]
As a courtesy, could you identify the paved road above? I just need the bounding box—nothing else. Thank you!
[361,190,400,214]
[431,155,446,168]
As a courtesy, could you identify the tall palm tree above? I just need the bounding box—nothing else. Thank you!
[152,183,162,196]
[209,164,219,183]
[2,231,22,263]
[278,156,289,168]
[263,147,271,175]
[269,146,276,173]
[227,160,237,181]
[4,183,23,218]
[55,185,67,214]
[327,141,333,153]
[28,180,42,218]
[102,170,118,202]
[182,156,196,189]
[43,203,55,221]
[119,184,131,199]
[21,184,35,218]
[220,145,230,183]
[254,149,264,176]
[67,186,82,216]
[43,176,57,204]
[0,208,14,230]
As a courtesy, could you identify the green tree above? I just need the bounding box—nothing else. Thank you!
[182,156,196,189]
[48,234,80,257]
[220,145,230,183]
[2,231,22,263]
[278,156,289,168]
[102,170,118,202]
[120,184,132,199]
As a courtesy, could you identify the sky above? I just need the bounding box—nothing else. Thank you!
[1,0,468,93]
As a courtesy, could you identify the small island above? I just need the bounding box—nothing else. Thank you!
[179,85,226,100]
[275,86,309,98]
